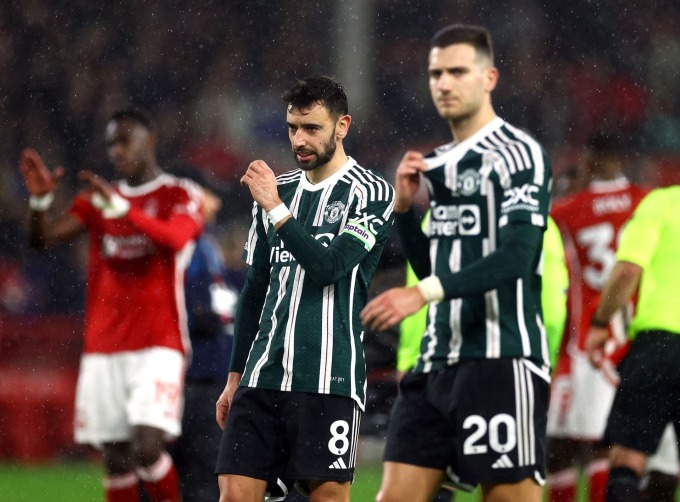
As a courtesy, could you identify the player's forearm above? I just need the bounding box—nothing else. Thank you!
[429,223,542,301]
[591,261,642,326]
[27,210,83,249]
[125,207,201,251]
[228,265,270,373]
[275,218,369,287]
[395,208,431,279]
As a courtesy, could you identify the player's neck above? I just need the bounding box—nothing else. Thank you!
[126,163,163,187]
[449,106,496,143]
[305,149,348,185]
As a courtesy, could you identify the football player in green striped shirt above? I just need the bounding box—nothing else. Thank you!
[215,75,395,502]
[586,186,680,501]
[362,24,552,502]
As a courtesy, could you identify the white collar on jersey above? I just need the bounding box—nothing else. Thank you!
[298,156,357,191]
[424,116,505,170]
[589,176,630,193]
[117,173,171,197]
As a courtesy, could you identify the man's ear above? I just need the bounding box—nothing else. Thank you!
[336,114,352,140]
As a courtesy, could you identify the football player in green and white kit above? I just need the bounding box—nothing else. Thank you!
[215,75,394,502]
[362,24,552,502]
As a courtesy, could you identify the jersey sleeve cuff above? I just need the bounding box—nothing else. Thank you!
[417,275,445,303]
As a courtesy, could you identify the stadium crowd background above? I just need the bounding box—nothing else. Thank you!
[1,0,680,462]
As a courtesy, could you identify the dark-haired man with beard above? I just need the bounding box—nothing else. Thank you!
[215,75,395,502]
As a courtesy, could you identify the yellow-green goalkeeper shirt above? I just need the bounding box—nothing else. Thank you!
[616,186,680,336]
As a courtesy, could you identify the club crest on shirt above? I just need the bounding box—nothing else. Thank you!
[457,169,481,196]
[324,201,345,223]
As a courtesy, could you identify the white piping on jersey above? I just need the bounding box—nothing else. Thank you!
[244,205,260,265]
[522,355,551,384]
[313,184,335,227]
[484,186,501,359]
[249,267,290,387]
[348,264,362,409]
[516,278,532,356]
[342,165,395,222]
[281,266,305,391]
[174,240,196,355]
[318,283,334,393]
[421,238,441,373]
[447,239,463,365]
[480,137,521,175]
[484,288,501,358]
[504,122,545,186]
[117,173,173,196]
[298,157,357,191]
[537,314,551,368]
[289,183,304,217]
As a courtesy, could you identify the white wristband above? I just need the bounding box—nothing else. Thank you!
[91,192,131,219]
[267,203,291,226]
[417,275,445,303]
[29,192,55,211]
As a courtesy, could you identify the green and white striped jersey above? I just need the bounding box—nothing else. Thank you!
[241,157,394,409]
[415,117,552,373]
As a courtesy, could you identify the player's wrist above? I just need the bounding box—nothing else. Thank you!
[28,192,55,211]
[267,202,291,226]
[92,192,130,219]
[417,275,445,303]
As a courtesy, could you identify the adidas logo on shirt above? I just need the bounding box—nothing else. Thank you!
[329,457,348,469]
[491,454,514,469]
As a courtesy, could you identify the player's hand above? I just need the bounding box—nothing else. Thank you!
[585,326,609,368]
[240,160,282,212]
[394,151,427,212]
[216,372,242,430]
[19,148,65,195]
[361,286,426,332]
[79,170,116,198]
[79,170,130,218]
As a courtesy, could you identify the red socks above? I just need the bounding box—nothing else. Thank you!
[104,472,140,502]
[136,451,181,502]
[587,459,609,502]
[548,468,578,502]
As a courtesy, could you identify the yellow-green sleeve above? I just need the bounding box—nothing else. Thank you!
[542,216,569,368]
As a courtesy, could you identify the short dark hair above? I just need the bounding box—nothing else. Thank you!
[108,108,154,131]
[430,24,494,64]
[282,75,348,119]
[587,133,622,155]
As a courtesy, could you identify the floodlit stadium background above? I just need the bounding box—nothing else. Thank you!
[1,1,680,500]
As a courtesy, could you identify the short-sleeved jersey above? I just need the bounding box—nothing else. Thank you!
[616,186,680,336]
[70,174,203,355]
[415,117,552,373]
[551,178,649,352]
[241,157,394,409]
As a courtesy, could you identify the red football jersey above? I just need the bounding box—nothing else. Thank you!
[551,177,649,355]
[71,174,204,354]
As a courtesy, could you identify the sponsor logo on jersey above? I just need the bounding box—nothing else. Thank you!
[270,233,336,264]
[324,201,345,223]
[102,234,156,259]
[501,184,540,213]
[457,168,482,196]
[429,204,481,236]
